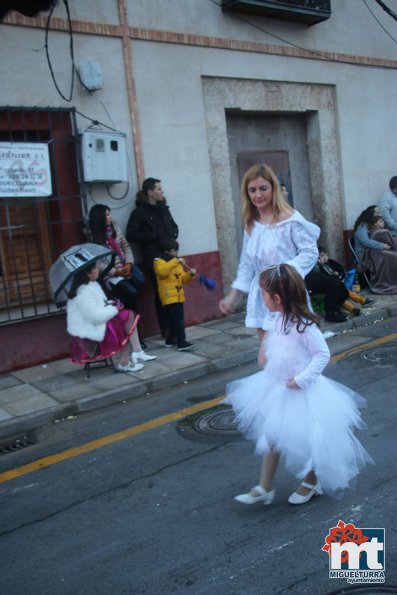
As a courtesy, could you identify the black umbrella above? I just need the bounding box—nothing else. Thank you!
[49,243,115,306]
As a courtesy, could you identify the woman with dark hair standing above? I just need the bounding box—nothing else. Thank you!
[88,204,156,364]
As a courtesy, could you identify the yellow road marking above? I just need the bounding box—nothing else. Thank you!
[330,332,397,363]
[0,396,222,484]
[1,332,396,485]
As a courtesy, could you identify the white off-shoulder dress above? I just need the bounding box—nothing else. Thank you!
[225,314,373,495]
[231,210,320,329]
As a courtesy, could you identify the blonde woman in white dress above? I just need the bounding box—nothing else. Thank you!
[219,164,320,340]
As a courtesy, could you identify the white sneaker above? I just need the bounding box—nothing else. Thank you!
[132,351,157,363]
[234,485,275,505]
[117,362,144,373]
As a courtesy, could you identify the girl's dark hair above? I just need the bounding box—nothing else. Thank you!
[259,263,319,333]
[159,236,179,252]
[353,206,377,232]
[89,204,115,244]
[68,262,97,299]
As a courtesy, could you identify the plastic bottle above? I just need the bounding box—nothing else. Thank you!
[352,273,361,293]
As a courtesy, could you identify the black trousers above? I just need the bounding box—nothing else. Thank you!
[164,302,186,346]
[305,271,348,313]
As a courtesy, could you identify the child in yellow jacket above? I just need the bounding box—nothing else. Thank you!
[153,237,196,350]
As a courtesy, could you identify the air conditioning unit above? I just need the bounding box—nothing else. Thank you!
[79,129,128,183]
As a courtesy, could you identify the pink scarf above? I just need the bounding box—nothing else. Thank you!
[106,227,125,265]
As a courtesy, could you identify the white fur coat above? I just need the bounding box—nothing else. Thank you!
[66,281,118,341]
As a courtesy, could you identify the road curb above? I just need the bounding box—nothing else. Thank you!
[0,404,76,440]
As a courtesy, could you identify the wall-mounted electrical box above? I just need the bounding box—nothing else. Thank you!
[78,129,128,183]
[79,62,103,91]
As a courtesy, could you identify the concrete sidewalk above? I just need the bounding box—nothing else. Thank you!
[1,292,396,440]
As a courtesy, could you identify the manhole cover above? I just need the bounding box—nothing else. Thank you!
[177,404,242,443]
[360,345,397,366]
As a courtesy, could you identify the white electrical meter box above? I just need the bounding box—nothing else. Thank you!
[79,62,103,91]
[79,129,128,183]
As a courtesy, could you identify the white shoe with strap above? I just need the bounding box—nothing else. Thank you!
[117,362,144,373]
[132,351,157,363]
[234,485,275,505]
[288,481,323,505]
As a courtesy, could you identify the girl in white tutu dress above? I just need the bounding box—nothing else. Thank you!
[226,263,373,506]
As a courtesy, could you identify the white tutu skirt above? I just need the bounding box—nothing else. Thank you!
[225,370,374,495]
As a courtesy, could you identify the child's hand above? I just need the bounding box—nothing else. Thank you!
[257,334,268,368]
[190,267,197,275]
[178,257,185,265]
[123,263,132,276]
[287,378,300,390]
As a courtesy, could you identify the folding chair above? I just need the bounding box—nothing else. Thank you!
[70,337,116,380]
[82,357,115,380]
[347,236,375,292]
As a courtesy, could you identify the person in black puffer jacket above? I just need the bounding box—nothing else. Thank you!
[126,177,179,334]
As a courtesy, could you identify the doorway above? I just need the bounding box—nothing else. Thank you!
[226,111,314,255]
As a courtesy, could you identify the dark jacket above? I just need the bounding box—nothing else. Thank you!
[306,258,346,281]
[126,200,179,268]
[320,258,346,280]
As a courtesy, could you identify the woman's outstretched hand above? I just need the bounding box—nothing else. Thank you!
[219,294,234,314]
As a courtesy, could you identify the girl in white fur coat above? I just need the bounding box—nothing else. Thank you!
[67,262,146,373]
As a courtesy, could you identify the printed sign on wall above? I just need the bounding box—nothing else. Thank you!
[0,142,52,197]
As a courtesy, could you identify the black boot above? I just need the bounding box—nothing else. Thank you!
[324,311,348,323]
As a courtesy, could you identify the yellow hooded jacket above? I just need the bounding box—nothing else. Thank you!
[153,256,195,305]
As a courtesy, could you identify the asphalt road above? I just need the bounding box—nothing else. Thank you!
[1,318,397,595]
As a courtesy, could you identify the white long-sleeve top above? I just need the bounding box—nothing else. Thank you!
[231,210,320,328]
[66,281,118,342]
[264,313,330,389]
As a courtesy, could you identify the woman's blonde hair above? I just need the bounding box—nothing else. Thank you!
[240,164,290,233]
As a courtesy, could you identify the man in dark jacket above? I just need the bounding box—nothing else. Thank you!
[126,177,179,334]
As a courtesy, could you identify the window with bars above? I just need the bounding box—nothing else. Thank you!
[0,107,84,323]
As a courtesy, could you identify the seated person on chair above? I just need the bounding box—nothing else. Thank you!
[354,208,391,264]
[317,246,376,316]
[66,261,147,373]
[354,212,397,294]
[305,252,348,323]
[89,204,154,354]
